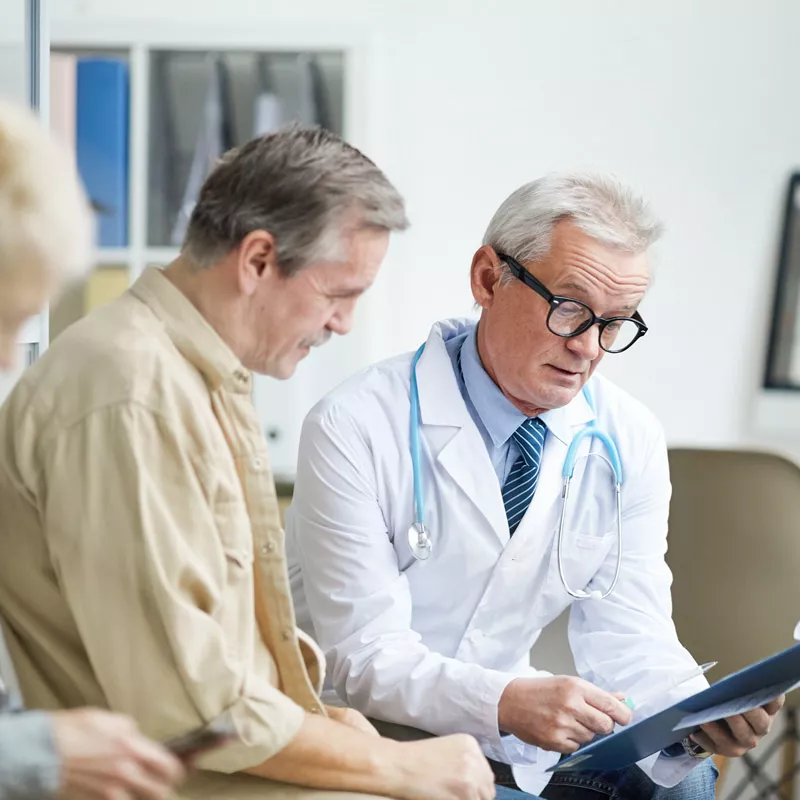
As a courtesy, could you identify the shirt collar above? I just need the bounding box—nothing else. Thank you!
[460,325,526,447]
[128,267,251,394]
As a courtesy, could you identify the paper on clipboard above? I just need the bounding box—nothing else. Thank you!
[672,677,800,731]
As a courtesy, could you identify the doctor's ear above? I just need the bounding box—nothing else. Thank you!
[470,246,505,309]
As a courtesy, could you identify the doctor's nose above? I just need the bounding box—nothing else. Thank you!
[565,323,602,361]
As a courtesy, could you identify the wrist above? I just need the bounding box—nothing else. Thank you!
[372,738,416,800]
[681,737,712,760]
[324,705,342,722]
[497,678,522,735]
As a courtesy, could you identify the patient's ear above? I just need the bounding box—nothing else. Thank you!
[237,230,277,296]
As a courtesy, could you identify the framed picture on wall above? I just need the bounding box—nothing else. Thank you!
[764,172,800,389]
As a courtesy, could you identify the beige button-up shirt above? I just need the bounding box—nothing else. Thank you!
[0,268,328,798]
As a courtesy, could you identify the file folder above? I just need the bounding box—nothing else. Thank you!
[550,641,800,773]
[76,57,129,246]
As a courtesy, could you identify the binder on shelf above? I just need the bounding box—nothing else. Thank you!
[76,57,129,247]
[254,54,284,136]
[169,55,231,246]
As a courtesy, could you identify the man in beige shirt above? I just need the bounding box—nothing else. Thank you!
[0,125,494,800]
[0,99,185,800]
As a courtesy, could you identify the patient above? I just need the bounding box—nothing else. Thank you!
[0,124,496,800]
[0,99,185,800]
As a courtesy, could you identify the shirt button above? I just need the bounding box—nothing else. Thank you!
[252,457,264,471]
[307,706,319,714]
[469,629,484,644]
[260,542,276,555]
[282,629,293,641]
[235,370,249,385]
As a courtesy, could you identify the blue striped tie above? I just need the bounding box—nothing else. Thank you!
[502,418,548,534]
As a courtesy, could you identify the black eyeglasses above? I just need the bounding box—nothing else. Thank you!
[497,253,648,354]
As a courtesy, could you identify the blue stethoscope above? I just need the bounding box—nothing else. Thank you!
[408,343,624,601]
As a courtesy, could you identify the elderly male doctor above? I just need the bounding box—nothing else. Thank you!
[286,173,781,799]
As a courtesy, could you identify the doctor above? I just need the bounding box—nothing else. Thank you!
[286,172,782,799]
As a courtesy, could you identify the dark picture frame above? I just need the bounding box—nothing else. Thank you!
[764,172,800,389]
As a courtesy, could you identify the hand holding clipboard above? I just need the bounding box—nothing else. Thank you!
[550,641,800,773]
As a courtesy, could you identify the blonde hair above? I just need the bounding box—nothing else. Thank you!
[0,100,93,283]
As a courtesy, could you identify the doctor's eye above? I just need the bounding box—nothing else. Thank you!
[553,301,586,318]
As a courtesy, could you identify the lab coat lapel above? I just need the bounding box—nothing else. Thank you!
[415,324,509,547]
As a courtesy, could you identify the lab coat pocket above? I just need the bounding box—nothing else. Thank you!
[571,531,617,550]
[559,528,616,588]
[535,528,616,618]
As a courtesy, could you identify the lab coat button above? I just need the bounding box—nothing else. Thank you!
[469,629,484,644]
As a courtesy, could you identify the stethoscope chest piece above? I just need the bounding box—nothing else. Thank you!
[408,522,433,560]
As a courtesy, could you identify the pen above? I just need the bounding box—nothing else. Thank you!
[624,661,718,711]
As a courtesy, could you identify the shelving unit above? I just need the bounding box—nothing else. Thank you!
[52,22,356,280]
[49,20,373,478]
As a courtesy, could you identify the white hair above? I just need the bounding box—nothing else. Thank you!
[0,100,93,282]
[483,172,663,280]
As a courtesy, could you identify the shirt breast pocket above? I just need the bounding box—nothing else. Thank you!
[211,497,255,656]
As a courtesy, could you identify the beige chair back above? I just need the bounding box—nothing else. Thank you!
[667,447,800,710]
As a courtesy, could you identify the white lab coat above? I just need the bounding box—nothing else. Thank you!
[286,318,708,796]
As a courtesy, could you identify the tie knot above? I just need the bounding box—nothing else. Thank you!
[512,417,547,467]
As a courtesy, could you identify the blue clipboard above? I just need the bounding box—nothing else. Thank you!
[549,641,800,773]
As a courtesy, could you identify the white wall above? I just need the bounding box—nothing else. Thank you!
[51,0,800,458]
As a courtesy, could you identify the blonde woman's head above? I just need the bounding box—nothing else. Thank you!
[0,100,93,367]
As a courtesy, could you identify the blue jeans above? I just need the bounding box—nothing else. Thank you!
[494,760,717,800]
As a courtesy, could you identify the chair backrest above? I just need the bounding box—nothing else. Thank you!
[0,624,22,710]
[667,447,800,707]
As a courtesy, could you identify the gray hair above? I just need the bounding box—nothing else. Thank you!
[483,172,663,282]
[182,125,408,274]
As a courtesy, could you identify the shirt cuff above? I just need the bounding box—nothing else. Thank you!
[641,749,699,788]
[472,671,519,761]
[0,711,61,798]
[194,683,307,774]
[474,669,553,765]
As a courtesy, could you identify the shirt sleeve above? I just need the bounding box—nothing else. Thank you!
[0,711,60,799]
[42,402,305,774]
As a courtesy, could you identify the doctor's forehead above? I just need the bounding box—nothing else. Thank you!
[544,226,650,286]
[555,276,643,315]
